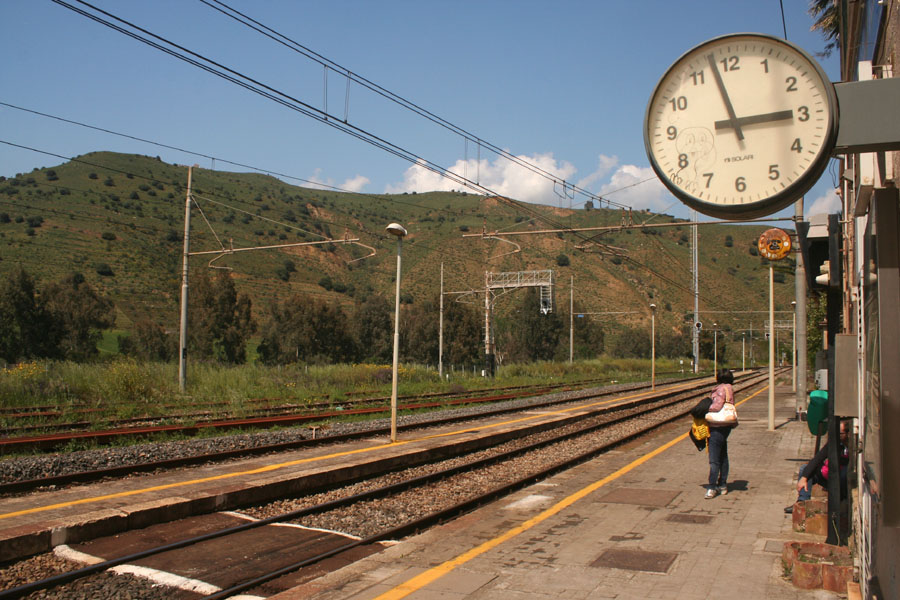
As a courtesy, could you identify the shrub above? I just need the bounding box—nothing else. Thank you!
[556,254,570,267]
[101,231,116,241]
[95,263,114,276]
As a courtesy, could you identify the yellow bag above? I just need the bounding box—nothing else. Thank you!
[689,416,709,451]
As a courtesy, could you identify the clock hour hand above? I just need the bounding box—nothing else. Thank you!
[714,109,794,130]
[707,53,744,141]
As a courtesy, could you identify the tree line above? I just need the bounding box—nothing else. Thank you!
[0,268,114,363]
[1,268,703,367]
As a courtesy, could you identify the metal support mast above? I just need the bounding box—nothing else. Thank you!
[795,199,808,416]
[439,262,444,378]
[569,276,574,364]
[692,212,700,373]
[484,271,493,375]
[178,165,195,392]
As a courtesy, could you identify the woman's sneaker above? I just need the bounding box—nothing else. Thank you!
[717,486,728,495]
[705,488,717,499]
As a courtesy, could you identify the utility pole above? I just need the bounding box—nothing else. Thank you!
[439,262,444,378]
[750,322,754,366]
[692,211,700,373]
[178,165,196,392]
[484,271,492,376]
[650,303,657,389]
[569,276,574,364]
[795,198,808,416]
[768,263,775,431]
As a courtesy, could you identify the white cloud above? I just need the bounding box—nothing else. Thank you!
[576,154,620,189]
[305,169,370,193]
[384,153,578,206]
[598,164,673,214]
[341,175,370,192]
[806,188,841,217]
[382,152,681,217]
[305,168,331,191]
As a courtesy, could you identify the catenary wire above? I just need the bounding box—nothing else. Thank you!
[199,0,632,211]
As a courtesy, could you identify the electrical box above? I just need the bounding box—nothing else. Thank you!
[834,334,859,417]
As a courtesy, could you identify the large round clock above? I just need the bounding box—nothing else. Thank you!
[643,33,838,219]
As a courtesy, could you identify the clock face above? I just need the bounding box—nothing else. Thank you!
[644,33,837,219]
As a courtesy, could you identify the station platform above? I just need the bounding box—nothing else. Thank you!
[272,378,839,600]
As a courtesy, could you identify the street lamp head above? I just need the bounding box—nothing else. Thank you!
[650,303,657,310]
[791,300,797,307]
[386,222,407,238]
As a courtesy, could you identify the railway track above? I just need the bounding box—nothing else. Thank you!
[0,371,774,599]
[0,375,652,452]
[0,376,706,495]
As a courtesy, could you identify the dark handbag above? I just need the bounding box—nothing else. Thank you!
[690,397,712,419]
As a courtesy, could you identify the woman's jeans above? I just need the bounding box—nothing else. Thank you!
[708,427,732,488]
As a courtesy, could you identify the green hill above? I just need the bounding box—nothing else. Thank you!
[0,151,795,344]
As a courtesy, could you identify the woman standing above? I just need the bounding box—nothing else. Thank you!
[705,369,737,499]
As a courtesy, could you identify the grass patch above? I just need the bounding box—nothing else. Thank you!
[0,357,698,445]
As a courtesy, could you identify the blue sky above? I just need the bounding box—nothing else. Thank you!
[0,0,841,221]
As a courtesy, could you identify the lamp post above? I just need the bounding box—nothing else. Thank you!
[386,222,407,443]
[650,303,657,389]
[791,300,797,393]
[742,332,746,373]
[713,322,718,374]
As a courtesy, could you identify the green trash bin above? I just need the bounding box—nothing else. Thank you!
[807,390,829,436]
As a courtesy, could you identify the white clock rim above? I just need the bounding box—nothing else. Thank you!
[642,32,838,220]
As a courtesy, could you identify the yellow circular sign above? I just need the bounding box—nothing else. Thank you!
[757,228,792,261]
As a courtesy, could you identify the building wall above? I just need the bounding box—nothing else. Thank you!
[843,2,900,598]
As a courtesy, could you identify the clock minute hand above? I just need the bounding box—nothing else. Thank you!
[707,53,744,141]
[714,109,794,130]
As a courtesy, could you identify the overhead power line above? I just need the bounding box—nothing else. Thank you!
[199,0,632,212]
[49,0,643,242]
[49,1,509,205]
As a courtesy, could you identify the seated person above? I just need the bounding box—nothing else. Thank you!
[785,419,849,513]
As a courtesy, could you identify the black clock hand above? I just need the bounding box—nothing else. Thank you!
[707,53,744,141]
[715,109,794,130]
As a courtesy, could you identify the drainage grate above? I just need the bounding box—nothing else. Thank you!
[596,488,680,507]
[665,514,713,524]
[591,548,678,573]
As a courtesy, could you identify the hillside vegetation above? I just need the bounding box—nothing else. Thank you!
[0,152,796,365]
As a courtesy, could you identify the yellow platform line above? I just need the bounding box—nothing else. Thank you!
[372,385,768,600]
[0,380,701,521]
